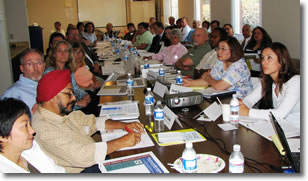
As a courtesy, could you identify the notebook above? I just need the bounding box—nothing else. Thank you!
[270,112,300,173]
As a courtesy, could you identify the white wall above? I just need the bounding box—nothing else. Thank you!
[262,0,300,59]
[4,0,29,43]
[0,0,14,95]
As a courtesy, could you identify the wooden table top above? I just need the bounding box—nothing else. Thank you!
[99,87,285,173]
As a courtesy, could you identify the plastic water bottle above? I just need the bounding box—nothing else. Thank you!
[158,65,166,81]
[144,58,150,69]
[230,94,240,125]
[154,100,164,132]
[126,73,134,96]
[182,142,197,173]
[144,88,155,116]
[124,51,129,63]
[229,144,244,173]
[176,70,183,85]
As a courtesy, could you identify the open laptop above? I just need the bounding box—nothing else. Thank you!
[270,112,300,173]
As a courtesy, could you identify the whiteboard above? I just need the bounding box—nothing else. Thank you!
[78,0,127,27]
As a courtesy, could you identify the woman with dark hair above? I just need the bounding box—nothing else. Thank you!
[124,23,136,41]
[77,22,85,36]
[184,37,253,99]
[45,40,91,110]
[83,22,97,46]
[131,22,153,51]
[0,98,65,173]
[240,42,300,128]
[244,26,272,75]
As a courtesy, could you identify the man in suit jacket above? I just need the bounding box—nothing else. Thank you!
[148,22,171,53]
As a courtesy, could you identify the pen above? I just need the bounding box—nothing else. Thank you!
[125,126,133,133]
[183,75,190,79]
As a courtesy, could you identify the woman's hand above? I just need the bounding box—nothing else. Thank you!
[239,100,250,116]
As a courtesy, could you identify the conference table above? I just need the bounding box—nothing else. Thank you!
[95,83,286,173]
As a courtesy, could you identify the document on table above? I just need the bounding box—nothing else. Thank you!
[99,151,169,173]
[99,102,139,120]
[239,117,300,141]
[100,119,154,151]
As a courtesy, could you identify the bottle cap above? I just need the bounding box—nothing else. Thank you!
[185,142,193,148]
[232,94,237,98]
[233,144,240,151]
[128,73,131,76]
[147,88,151,91]
[177,70,181,73]
[156,100,161,104]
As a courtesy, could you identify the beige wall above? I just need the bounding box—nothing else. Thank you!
[211,0,232,26]
[178,0,194,26]
[26,0,78,54]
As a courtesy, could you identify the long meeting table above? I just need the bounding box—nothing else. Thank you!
[95,85,286,173]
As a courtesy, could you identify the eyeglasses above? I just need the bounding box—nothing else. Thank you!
[59,92,74,99]
[215,47,231,52]
[23,62,44,67]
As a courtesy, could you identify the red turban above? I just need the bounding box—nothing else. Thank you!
[36,70,71,103]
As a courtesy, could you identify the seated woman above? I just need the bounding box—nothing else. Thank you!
[131,22,153,51]
[82,22,97,47]
[45,40,91,110]
[244,26,272,76]
[145,28,187,65]
[240,42,300,128]
[124,23,136,41]
[183,37,253,99]
[0,98,65,173]
[72,43,102,90]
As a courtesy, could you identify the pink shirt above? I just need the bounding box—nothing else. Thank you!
[74,66,94,88]
[152,43,188,65]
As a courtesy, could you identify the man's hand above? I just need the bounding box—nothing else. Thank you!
[125,122,144,134]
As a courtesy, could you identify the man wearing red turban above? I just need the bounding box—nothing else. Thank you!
[32,70,144,173]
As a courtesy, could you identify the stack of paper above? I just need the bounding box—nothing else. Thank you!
[99,102,140,120]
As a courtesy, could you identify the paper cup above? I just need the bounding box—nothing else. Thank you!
[221,104,230,122]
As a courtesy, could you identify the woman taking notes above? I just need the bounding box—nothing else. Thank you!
[183,37,253,99]
[240,42,300,128]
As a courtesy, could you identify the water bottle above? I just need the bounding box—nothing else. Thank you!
[182,142,197,173]
[124,51,129,63]
[126,73,134,96]
[229,144,244,173]
[158,65,166,81]
[154,100,164,133]
[144,58,150,69]
[144,88,155,116]
[230,94,240,125]
[176,70,183,85]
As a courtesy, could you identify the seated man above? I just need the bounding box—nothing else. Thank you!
[32,70,143,173]
[104,23,118,39]
[1,49,45,114]
[175,28,211,78]
[180,17,192,42]
[184,20,201,44]
[223,24,244,44]
[148,22,171,53]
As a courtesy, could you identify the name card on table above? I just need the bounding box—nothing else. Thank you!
[163,106,183,130]
[169,84,193,94]
[153,81,168,98]
[195,102,222,122]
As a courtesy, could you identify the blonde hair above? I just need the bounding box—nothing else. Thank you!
[45,40,77,73]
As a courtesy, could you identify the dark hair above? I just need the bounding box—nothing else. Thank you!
[84,22,95,33]
[223,24,233,29]
[259,42,298,109]
[202,20,210,29]
[127,23,135,29]
[212,27,228,41]
[219,37,243,62]
[154,22,164,29]
[245,26,272,51]
[48,32,65,47]
[20,48,44,65]
[138,22,149,30]
[0,98,31,152]
[77,22,84,30]
[211,20,220,27]
[54,21,61,26]
[165,26,174,31]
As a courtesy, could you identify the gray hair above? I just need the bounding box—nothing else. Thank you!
[171,28,182,39]
[20,48,44,65]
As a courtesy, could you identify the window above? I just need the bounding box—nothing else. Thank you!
[163,0,178,25]
[233,0,261,34]
[200,0,211,22]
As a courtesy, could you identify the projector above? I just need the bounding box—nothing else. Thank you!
[164,91,203,108]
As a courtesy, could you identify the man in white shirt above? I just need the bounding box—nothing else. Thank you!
[50,21,65,36]
[223,24,244,44]
[180,17,192,42]
[241,24,252,49]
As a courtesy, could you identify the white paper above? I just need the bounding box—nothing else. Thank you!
[157,130,204,144]
[99,102,139,120]
[202,102,222,121]
[163,106,177,130]
[169,84,193,94]
[153,81,168,98]
[100,119,154,151]
[217,124,238,131]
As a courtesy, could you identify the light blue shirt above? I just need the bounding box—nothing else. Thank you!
[184,29,194,44]
[1,74,38,111]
